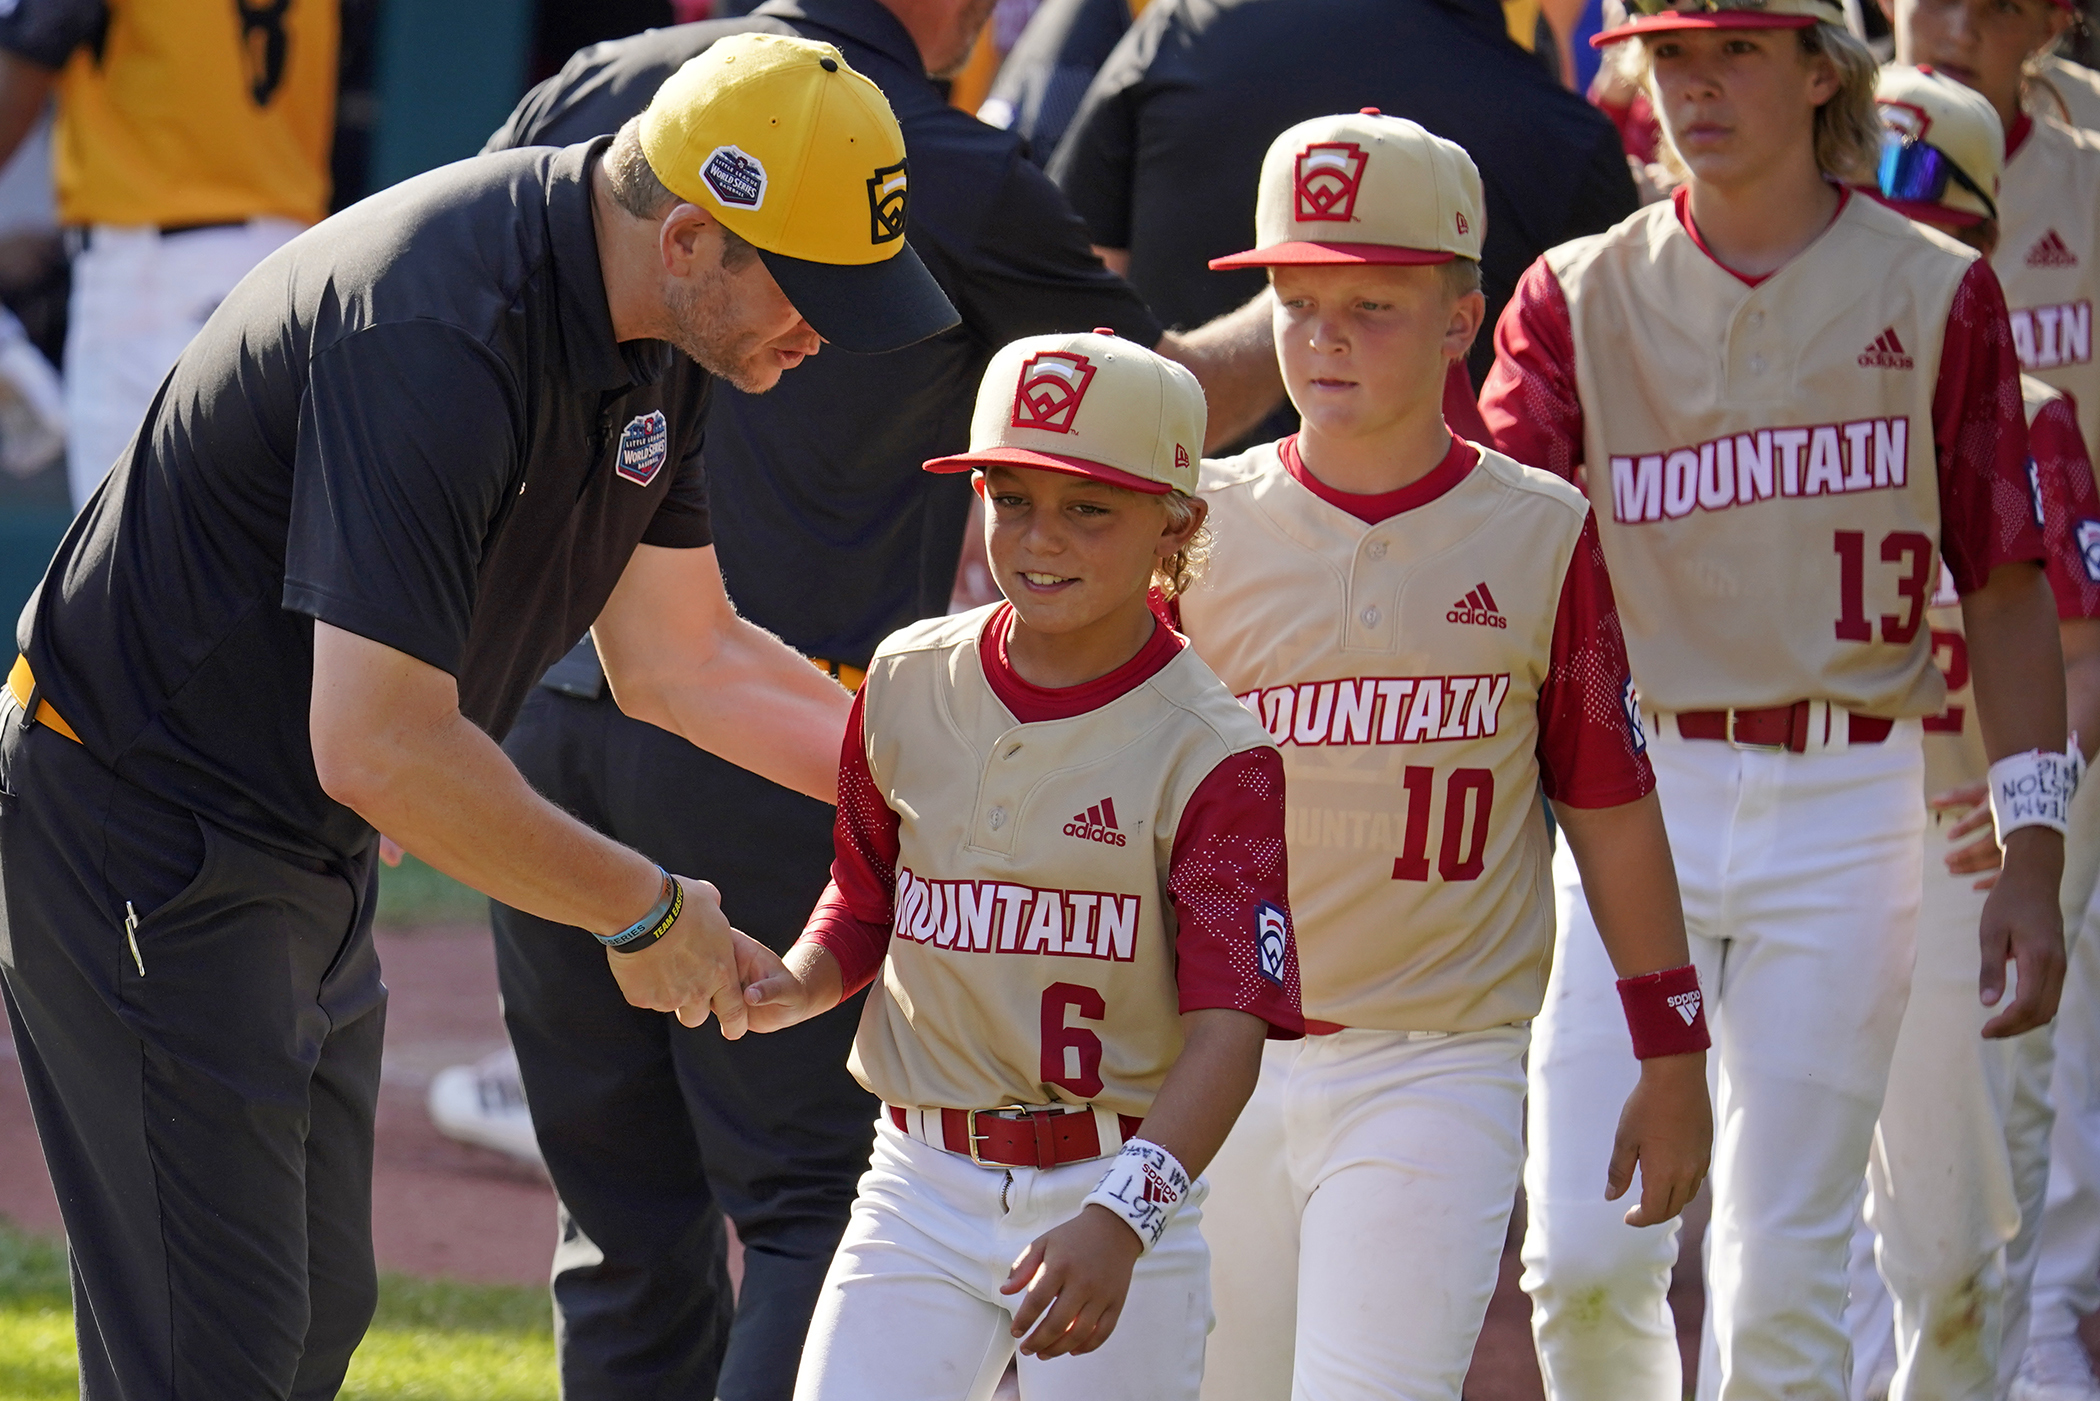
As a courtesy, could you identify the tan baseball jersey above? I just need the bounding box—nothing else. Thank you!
[2034,56,2100,137]
[1176,436,1653,1033]
[805,605,1304,1119]
[1998,114,2100,458]
[1482,188,2042,716]
[1923,377,2100,797]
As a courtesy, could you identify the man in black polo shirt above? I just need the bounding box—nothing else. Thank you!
[0,36,955,1399]
[473,3,1285,1398]
[1049,0,1639,393]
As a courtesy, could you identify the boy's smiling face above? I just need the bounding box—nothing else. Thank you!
[1272,263,1482,447]
[980,464,1199,639]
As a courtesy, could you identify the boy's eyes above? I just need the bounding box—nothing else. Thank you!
[990,492,1028,509]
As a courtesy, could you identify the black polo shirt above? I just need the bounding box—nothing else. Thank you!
[1048,0,1638,386]
[19,139,712,862]
[489,0,1160,674]
[979,0,1134,166]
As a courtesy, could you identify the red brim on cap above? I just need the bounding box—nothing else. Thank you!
[1208,241,1457,270]
[1858,188,1990,229]
[923,445,1173,494]
[1591,11,1817,45]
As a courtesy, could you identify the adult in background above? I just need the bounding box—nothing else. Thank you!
[978,0,1139,163]
[1047,0,1640,406]
[475,3,1284,1398]
[0,36,952,1398]
[0,0,338,510]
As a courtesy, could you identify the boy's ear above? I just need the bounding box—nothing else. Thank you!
[1160,495,1209,556]
[1443,290,1487,363]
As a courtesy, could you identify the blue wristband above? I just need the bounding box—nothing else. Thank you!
[601,868,681,952]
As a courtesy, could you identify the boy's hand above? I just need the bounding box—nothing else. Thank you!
[741,939,841,1033]
[1930,783,2002,886]
[1000,1204,1143,1358]
[1607,1052,1711,1227]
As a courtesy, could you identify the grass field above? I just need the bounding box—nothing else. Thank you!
[0,1224,558,1400]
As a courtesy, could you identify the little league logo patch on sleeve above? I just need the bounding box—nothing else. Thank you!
[1622,677,1647,754]
[1010,351,1097,433]
[616,410,669,487]
[701,146,767,210]
[1255,901,1288,986]
[867,160,908,244]
[1294,142,1368,222]
[2079,519,2100,583]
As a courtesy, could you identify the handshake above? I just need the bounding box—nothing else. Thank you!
[603,873,840,1036]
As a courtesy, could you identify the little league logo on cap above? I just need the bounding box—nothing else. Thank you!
[1010,351,1098,434]
[639,34,956,353]
[1211,110,1484,271]
[926,330,1205,496]
[1295,142,1369,222]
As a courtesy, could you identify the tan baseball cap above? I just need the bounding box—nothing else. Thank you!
[1873,65,2003,229]
[923,330,1205,495]
[1209,109,1483,270]
[640,33,957,353]
[1591,0,1844,46]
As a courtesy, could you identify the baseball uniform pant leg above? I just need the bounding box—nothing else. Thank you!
[493,687,875,1401]
[1855,817,2020,1401]
[63,218,303,509]
[2023,875,2100,1351]
[1676,729,1924,1401]
[1522,836,1694,1401]
[794,1120,1212,1401]
[1198,1039,1299,1401]
[0,702,384,1400]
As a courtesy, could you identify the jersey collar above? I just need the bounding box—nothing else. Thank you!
[1279,432,1480,525]
[1671,182,1851,289]
[978,604,1187,724]
[551,137,665,394]
[2008,112,2035,162]
[755,0,924,75]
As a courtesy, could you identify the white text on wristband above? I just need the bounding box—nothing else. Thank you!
[601,868,681,952]
[1082,1138,1192,1253]
[1988,743,2084,839]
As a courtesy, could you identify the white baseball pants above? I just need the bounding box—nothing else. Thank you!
[1523,721,1925,1401]
[793,1117,1212,1401]
[64,218,303,509]
[2024,874,2100,1354]
[1198,1024,1529,1401]
[1844,778,2100,1401]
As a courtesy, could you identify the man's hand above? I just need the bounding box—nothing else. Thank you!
[1001,1204,1143,1358]
[1979,829,2066,1038]
[606,876,752,1035]
[1607,1052,1711,1227]
[740,939,844,1033]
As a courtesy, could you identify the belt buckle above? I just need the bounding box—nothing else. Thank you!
[1724,706,1786,752]
[966,1105,1026,1167]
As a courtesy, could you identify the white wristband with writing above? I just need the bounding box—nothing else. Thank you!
[1082,1138,1191,1253]
[1988,740,2085,838]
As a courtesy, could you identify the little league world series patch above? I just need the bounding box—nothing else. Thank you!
[615,410,669,487]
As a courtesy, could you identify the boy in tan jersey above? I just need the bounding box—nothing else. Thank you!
[1484,7,2071,1397]
[741,331,1303,1400]
[1173,110,1712,1401]
[1890,0,2100,458]
[1843,65,2100,1401]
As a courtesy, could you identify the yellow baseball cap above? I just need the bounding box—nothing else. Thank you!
[1872,65,2003,229]
[1210,110,1483,270]
[924,330,1205,495]
[641,33,957,353]
[1591,0,1844,46]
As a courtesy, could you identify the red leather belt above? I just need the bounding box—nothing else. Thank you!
[889,1105,1143,1170]
[1673,701,1892,752]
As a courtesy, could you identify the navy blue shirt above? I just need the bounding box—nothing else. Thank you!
[1049,0,1638,387]
[492,0,1162,673]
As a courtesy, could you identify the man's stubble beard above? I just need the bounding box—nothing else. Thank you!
[665,266,777,394]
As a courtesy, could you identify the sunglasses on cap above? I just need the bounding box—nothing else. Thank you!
[1876,131,1998,223]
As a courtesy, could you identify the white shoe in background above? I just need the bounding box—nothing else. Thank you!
[427,1047,545,1168]
[2013,1339,2100,1401]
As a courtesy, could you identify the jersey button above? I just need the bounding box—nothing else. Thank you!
[1367,540,1387,560]
[988,808,1006,830]
[1360,605,1381,628]
[1748,355,1767,375]
[1748,310,1765,328]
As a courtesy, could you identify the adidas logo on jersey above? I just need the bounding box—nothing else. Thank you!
[1857,327,1914,370]
[1064,797,1128,847]
[1667,990,1702,1026]
[2011,301,2093,371]
[2027,229,2080,268]
[1447,582,1508,628]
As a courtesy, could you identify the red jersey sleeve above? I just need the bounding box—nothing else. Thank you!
[1936,259,2046,594]
[1166,747,1305,1038]
[1537,511,1657,807]
[1444,358,1491,445]
[804,690,900,997]
[1479,256,1585,483]
[2030,393,2100,620]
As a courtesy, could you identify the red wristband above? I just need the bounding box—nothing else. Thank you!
[1617,964,1709,1059]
